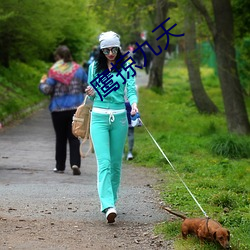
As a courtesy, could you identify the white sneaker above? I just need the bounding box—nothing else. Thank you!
[105,207,117,223]
[127,152,133,160]
[53,168,64,173]
[72,165,81,175]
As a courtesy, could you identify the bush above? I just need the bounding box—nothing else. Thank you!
[210,135,250,159]
[210,191,237,209]
[0,60,48,123]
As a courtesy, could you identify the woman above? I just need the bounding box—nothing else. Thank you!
[39,45,88,175]
[86,31,138,223]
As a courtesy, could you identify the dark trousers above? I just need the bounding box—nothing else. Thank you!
[127,127,134,152]
[51,110,80,171]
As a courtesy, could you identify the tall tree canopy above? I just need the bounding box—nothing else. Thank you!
[92,0,156,46]
[0,0,99,67]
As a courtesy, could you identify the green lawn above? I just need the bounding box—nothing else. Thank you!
[128,58,250,250]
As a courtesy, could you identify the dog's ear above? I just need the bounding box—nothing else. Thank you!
[213,231,217,240]
[227,230,230,240]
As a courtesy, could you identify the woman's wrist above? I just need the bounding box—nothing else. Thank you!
[131,103,138,115]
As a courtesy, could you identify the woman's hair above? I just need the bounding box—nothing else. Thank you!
[95,48,127,73]
[54,45,73,63]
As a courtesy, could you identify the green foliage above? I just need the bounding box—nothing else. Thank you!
[210,135,250,159]
[129,58,250,249]
[0,0,100,66]
[236,37,250,95]
[92,0,156,45]
[232,0,250,39]
[176,0,212,42]
[210,191,238,209]
[0,60,49,122]
[233,0,250,97]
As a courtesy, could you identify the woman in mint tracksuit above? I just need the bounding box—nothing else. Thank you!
[86,31,138,223]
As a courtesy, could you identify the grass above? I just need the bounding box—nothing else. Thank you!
[0,60,50,123]
[128,58,250,250]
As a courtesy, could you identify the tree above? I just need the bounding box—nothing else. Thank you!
[91,0,156,47]
[0,0,98,66]
[184,1,218,114]
[147,0,169,90]
[232,0,250,96]
[232,0,250,39]
[91,0,184,91]
[191,0,250,134]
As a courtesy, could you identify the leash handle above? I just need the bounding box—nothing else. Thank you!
[139,118,209,218]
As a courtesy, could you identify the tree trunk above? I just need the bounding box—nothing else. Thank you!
[212,0,250,134]
[147,0,168,89]
[191,0,250,134]
[184,3,218,114]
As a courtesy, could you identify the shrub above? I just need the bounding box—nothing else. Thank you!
[210,191,237,209]
[210,135,250,159]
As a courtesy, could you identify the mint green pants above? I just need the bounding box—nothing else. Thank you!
[90,111,128,212]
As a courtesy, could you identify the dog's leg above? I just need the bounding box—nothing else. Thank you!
[181,231,188,239]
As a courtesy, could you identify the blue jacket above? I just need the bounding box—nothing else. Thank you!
[39,67,87,112]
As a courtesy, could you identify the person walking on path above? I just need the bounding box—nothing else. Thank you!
[85,31,139,223]
[125,101,135,160]
[143,45,153,75]
[124,83,139,161]
[39,45,88,176]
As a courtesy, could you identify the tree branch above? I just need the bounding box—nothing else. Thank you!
[167,1,178,9]
[190,0,216,37]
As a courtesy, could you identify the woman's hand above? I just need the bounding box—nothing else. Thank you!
[85,86,96,97]
[131,103,138,116]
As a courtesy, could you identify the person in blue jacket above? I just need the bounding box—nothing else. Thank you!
[85,31,139,223]
[39,45,87,175]
[125,101,135,160]
[124,83,138,161]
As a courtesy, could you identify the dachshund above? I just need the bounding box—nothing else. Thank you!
[162,206,231,249]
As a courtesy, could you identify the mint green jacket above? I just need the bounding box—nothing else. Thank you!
[87,61,138,110]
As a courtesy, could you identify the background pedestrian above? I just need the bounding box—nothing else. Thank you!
[39,45,88,175]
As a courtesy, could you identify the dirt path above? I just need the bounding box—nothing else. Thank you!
[0,71,174,250]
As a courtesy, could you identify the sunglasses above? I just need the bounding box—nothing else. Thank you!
[102,47,119,55]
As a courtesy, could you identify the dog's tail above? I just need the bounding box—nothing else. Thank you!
[162,206,187,220]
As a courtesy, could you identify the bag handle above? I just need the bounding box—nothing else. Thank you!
[79,137,94,158]
[79,61,95,158]
[83,94,88,105]
[79,95,93,158]
[79,112,94,158]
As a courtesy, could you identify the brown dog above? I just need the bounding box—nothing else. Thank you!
[163,207,231,249]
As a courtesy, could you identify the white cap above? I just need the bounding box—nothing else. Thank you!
[99,31,121,49]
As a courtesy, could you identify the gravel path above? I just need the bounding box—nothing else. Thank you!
[0,71,174,250]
